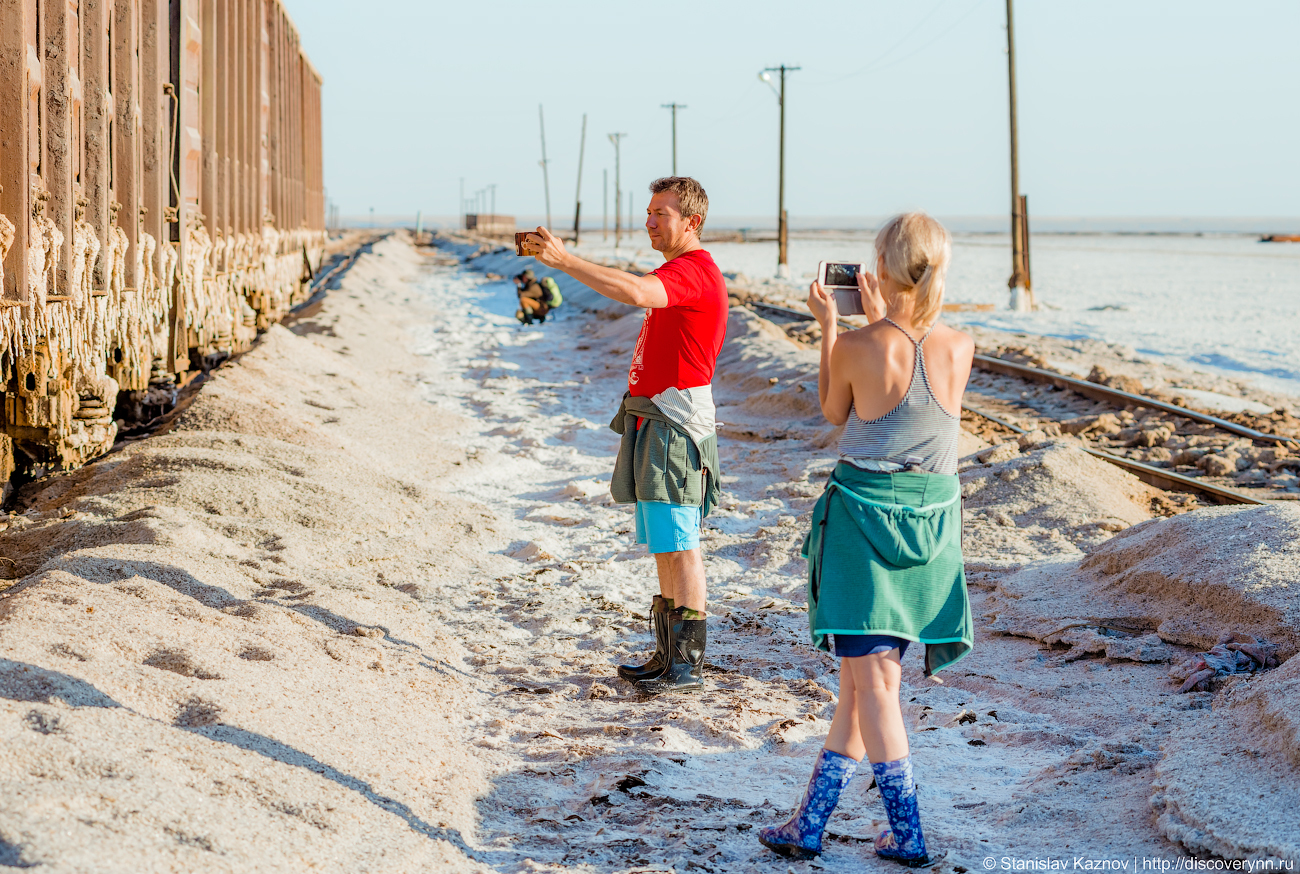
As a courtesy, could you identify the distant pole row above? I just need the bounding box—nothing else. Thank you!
[499,2,1027,307]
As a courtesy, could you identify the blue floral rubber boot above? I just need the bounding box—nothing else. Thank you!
[872,756,931,867]
[757,748,858,859]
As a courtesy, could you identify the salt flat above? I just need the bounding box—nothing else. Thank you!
[0,234,1295,871]
[573,232,1300,400]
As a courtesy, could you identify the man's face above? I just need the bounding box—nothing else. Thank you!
[645,191,698,252]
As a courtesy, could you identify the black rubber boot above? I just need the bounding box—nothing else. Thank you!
[617,598,670,683]
[641,610,706,693]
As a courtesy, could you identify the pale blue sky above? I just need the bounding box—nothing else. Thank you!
[280,0,1300,222]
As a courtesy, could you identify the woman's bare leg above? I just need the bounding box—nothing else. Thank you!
[844,650,909,763]
[822,661,866,761]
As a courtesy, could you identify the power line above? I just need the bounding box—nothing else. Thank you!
[844,0,988,84]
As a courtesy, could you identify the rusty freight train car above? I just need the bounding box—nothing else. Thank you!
[0,0,325,490]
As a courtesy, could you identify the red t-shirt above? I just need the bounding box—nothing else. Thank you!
[627,249,729,397]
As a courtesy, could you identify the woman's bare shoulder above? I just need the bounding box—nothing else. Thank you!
[837,321,895,350]
[928,324,975,353]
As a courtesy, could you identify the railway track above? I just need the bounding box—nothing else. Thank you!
[959,401,1264,506]
[109,234,381,451]
[743,299,1295,506]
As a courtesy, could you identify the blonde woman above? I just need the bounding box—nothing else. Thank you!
[758,213,974,867]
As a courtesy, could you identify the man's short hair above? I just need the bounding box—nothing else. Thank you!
[649,177,708,233]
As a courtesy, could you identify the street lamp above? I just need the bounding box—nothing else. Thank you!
[760,65,800,279]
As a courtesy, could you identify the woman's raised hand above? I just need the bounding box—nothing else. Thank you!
[856,268,887,323]
[808,280,839,327]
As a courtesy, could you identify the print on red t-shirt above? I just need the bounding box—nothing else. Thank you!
[627,249,729,398]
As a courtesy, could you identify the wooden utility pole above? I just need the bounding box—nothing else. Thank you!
[538,104,552,229]
[609,133,626,247]
[763,65,800,279]
[1006,0,1032,309]
[661,103,687,174]
[574,114,587,245]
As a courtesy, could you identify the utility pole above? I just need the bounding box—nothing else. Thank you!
[538,105,553,229]
[574,114,587,245]
[487,184,497,217]
[609,133,626,248]
[1006,0,1032,310]
[603,169,608,241]
[761,65,800,279]
[661,103,687,174]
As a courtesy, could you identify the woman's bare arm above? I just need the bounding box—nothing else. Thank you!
[809,281,855,425]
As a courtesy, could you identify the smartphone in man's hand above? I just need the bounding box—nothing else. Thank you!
[515,232,532,256]
[817,261,866,315]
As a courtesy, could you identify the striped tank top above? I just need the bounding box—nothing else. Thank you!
[838,318,961,475]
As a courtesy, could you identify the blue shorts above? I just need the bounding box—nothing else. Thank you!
[832,634,911,660]
[634,500,701,554]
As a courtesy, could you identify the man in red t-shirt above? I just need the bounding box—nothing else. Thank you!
[523,176,728,692]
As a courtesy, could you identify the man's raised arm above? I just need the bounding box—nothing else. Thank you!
[521,227,669,309]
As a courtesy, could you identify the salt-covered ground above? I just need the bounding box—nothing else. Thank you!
[414,237,1296,870]
[0,235,1295,871]
[569,232,1300,399]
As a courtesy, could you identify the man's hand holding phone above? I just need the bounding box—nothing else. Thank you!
[517,227,568,270]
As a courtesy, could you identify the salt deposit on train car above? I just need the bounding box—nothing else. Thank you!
[0,0,326,491]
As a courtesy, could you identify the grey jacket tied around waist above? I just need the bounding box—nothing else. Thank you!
[609,387,722,517]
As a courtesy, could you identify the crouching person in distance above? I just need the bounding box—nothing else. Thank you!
[520,176,728,693]
[758,213,974,867]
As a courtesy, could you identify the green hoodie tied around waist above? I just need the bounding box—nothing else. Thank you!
[802,461,972,677]
[609,393,721,517]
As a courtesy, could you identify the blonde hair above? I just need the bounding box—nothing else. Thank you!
[874,212,952,328]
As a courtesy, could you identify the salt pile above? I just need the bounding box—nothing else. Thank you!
[0,239,491,871]
[989,504,1300,660]
[1153,646,1300,861]
[981,504,1300,859]
[958,439,1174,580]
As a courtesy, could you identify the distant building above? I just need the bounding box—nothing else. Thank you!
[465,215,515,237]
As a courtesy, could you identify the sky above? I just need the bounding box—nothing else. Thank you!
[280,0,1300,223]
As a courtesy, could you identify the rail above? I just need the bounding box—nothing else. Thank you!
[284,233,389,325]
[961,403,1266,507]
[969,354,1292,447]
[744,299,1292,447]
[744,298,1280,505]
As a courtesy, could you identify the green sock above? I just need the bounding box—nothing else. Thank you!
[663,598,675,610]
[680,607,706,620]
